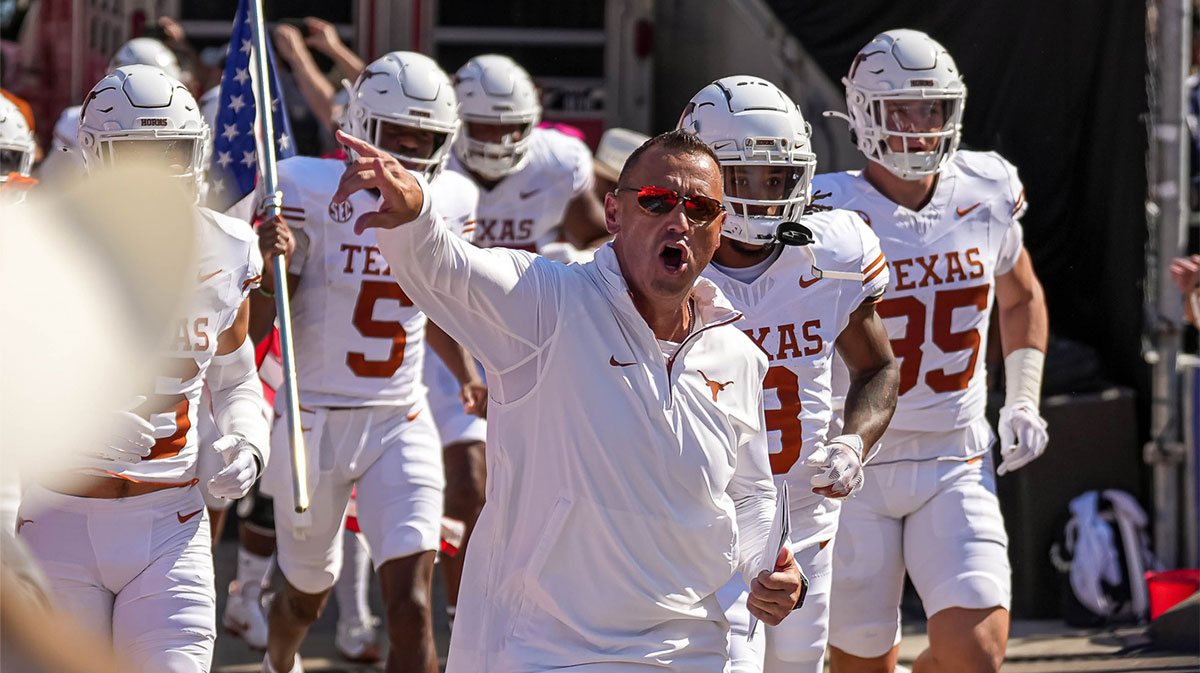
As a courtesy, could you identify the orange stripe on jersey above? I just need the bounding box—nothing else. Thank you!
[242,274,262,292]
[863,262,887,285]
[863,253,885,276]
[1012,189,1026,216]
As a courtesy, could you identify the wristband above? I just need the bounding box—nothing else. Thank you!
[1003,347,1045,409]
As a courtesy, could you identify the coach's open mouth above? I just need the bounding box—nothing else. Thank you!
[660,241,687,274]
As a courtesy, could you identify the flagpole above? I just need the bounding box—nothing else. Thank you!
[247,0,309,513]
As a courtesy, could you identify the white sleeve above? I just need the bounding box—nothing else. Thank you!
[565,135,595,197]
[207,336,271,467]
[995,221,1025,276]
[854,218,889,305]
[729,401,778,579]
[374,174,562,403]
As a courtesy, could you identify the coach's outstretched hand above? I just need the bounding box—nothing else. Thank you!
[333,130,426,234]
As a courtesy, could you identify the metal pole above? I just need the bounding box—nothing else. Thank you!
[1145,0,1191,567]
[247,0,309,513]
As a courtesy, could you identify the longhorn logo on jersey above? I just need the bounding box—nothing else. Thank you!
[329,198,355,223]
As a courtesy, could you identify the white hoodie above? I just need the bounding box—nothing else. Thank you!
[375,177,777,672]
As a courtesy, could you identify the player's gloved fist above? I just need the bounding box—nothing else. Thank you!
[996,404,1048,475]
[805,434,865,498]
[207,434,260,500]
[96,396,155,463]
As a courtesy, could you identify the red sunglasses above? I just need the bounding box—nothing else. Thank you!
[613,185,726,225]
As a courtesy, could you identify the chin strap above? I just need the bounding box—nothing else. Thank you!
[774,221,867,281]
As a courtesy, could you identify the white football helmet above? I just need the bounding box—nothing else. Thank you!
[0,96,35,182]
[827,29,965,180]
[78,65,209,200]
[679,76,816,246]
[344,51,460,180]
[452,54,541,180]
[109,37,183,82]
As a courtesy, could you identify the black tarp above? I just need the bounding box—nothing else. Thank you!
[765,1,1149,401]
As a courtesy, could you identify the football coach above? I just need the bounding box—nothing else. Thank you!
[335,127,804,672]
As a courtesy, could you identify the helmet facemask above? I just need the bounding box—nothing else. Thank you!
[457,118,536,180]
[849,89,964,179]
[359,117,454,181]
[719,143,815,245]
[0,147,33,182]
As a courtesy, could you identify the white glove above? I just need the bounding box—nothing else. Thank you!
[94,396,155,464]
[206,435,260,500]
[804,434,865,498]
[996,404,1049,476]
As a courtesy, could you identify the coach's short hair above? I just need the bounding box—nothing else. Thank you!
[616,128,721,188]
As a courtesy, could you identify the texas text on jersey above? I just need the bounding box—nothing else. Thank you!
[90,208,262,483]
[817,150,1025,453]
[703,208,888,546]
[448,127,593,252]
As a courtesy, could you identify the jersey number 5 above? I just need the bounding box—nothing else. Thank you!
[876,284,990,396]
[347,280,414,378]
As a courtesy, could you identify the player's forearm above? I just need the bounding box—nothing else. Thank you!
[427,320,480,386]
[248,291,277,344]
[284,53,336,131]
[323,42,365,82]
[841,358,899,453]
[998,287,1049,355]
[208,336,271,467]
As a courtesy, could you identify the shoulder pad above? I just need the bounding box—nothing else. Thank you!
[803,209,871,275]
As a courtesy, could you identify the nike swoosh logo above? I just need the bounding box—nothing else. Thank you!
[713,142,733,150]
[956,203,981,217]
[609,355,637,367]
[519,189,541,199]
[198,269,223,283]
[798,275,820,288]
[406,409,422,421]
[177,508,203,524]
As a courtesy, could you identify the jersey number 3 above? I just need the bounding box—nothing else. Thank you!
[347,280,414,378]
[877,284,990,395]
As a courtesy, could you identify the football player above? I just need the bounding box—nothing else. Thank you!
[40,37,185,185]
[815,29,1049,673]
[250,51,478,673]
[0,95,37,202]
[683,76,899,673]
[16,64,269,673]
[449,54,607,253]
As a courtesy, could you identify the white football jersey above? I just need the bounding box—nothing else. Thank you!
[815,150,1025,444]
[448,127,592,251]
[95,208,262,483]
[275,156,477,407]
[702,210,887,543]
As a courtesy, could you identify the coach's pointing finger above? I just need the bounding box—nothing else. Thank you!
[333,131,426,233]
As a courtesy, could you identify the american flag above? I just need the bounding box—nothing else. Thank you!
[207,0,295,211]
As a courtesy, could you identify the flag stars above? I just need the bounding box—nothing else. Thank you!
[216,151,233,169]
[228,95,246,114]
[271,98,280,113]
[277,134,291,151]
[221,123,240,142]
[240,39,253,55]
[233,68,250,86]
[241,150,257,168]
